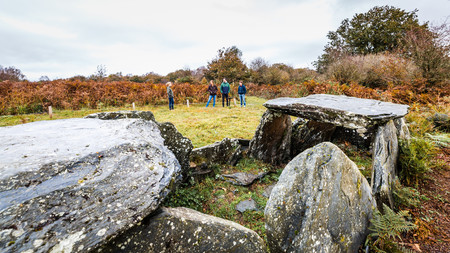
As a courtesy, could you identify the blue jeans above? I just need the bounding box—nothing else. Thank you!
[206,95,216,107]
[168,97,174,110]
[239,94,246,107]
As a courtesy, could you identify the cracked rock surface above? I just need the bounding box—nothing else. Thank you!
[0,118,180,253]
[97,207,267,253]
[264,94,409,130]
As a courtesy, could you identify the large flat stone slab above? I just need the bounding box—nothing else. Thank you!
[264,94,409,130]
[97,207,267,252]
[0,118,181,253]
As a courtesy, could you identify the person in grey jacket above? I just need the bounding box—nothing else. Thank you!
[166,82,174,110]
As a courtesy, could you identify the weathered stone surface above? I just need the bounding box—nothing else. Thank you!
[331,126,377,150]
[190,138,243,166]
[0,118,180,253]
[371,120,398,208]
[265,142,376,253]
[85,110,156,121]
[219,172,268,186]
[264,95,409,131]
[85,111,193,177]
[236,199,258,213]
[97,207,267,253]
[291,119,336,158]
[249,110,292,165]
[262,184,276,198]
[394,117,410,141]
[157,121,194,177]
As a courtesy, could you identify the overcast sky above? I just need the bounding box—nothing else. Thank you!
[0,0,449,81]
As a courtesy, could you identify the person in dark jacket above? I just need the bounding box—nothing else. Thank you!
[220,78,230,107]
[206,80,218,107]
[166,82,174,110]
[237,81,247,107]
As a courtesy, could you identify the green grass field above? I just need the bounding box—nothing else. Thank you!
[0,96,268,148]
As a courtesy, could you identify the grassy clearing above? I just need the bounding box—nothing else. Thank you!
[0,96,267,148]
[163,158,283,242]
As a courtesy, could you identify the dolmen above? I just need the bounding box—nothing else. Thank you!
[249,94,410,208]
[0,111,267,253]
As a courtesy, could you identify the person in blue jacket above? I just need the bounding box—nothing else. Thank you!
[220,78,230,107]
[237,81,247,107]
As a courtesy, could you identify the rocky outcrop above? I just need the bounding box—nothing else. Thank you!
[85,111,193,176]
[249,110,292,165]
[0,118,181,253]
[265,142,376,253]
[97,207,267,253]
[190,138,246,166]
[371,120,399,208]
[428,113,450,132]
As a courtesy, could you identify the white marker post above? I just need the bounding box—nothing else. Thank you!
[132,102,135,110]
[48,106,53,119]
[187,99,190,107]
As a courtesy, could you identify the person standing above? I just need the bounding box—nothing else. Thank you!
[206,80,218,107]
[238,81,247,107]
[220,78,230,107]
[166,82,174,110]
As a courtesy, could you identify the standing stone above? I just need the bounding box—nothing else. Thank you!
[97,207,267,253]
[371,120,399,209]
[190,138,243,166]
[0,118,181,253]
[157,121,194,178]
[394,117,410,141]
[265,142,376,253]
[249,110,292,165]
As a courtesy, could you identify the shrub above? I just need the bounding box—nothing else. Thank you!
[325,53,422,88]
[398,138,435,186]
[392,180,425,209]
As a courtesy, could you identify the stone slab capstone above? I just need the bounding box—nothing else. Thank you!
[263,94,409,130]
[0,118,180,253]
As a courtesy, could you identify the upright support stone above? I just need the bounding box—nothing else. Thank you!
[249,110,292,165]
[371,120,399,209]
[394,117,410,141]
[291,119,336,158]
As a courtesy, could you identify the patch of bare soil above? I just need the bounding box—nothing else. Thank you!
[402,147,450,253]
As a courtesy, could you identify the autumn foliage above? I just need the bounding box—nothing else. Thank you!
[1,78,447,116]
[0,80,210,115]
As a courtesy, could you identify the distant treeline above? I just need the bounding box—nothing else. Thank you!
[1,79,447,116]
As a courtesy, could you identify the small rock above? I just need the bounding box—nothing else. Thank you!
[220,172,268,186]
[236,199,258,213]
